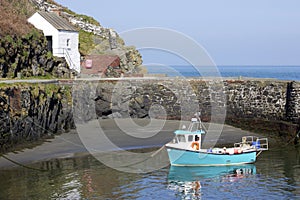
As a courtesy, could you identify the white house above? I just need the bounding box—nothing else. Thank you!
[28,11,81,73]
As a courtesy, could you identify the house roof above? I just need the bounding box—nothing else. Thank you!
[81,55,120,75]
[37,11,78,32]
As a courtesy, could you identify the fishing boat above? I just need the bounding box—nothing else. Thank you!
[165,113,268,166]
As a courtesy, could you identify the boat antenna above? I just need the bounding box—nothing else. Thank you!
[194,112,200,117]
[195,111,208,133]
[194,112,201,121]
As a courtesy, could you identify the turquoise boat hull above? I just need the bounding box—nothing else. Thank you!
[167,148,257,166]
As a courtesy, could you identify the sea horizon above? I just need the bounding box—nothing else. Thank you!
[146,65,300,81]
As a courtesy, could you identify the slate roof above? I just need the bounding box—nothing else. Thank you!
[38,11,78,32]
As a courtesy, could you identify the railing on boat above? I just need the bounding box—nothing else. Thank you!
[234,136,268,151]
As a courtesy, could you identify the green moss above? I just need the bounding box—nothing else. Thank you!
[0,47,6,55]
[79,30,95,55]
[23,50,29,58]
[0,83,72,105]
[46,51,53,59]
[43,85,54,97]
[4,35,14,43]
[26,29,40,39]
[19,74,53,80]
[31,87,40,98]
[0,83,10,88]
[63,86,73,104]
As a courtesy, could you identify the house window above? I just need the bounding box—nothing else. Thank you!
[66,39,70,48]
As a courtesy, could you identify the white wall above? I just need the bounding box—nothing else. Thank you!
[28,13,81,73]
[28,13,59,51]
[58,31,81,72]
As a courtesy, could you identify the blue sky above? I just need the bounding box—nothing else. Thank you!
[56,0,300,66]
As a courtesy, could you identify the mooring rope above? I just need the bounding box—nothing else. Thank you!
[282,130,300,147]
[0,153,47,172]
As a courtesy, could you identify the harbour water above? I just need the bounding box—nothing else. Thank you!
[146,65,300,81]
[0,145,299,199]
[0,66,299,199]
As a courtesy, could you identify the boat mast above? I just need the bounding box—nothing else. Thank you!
[194,112,203,149]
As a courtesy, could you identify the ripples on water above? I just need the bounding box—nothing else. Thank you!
[0,146,300,199]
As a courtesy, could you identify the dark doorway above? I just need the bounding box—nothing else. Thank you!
[46,36,53,53]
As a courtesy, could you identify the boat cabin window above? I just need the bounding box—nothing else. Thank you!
[177,135,186,143]
[188,135,194,142]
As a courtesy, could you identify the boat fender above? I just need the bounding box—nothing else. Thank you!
[191,142,200,150]
[223,147,227,154]
[234,148,239,154]
[228,148,235,155]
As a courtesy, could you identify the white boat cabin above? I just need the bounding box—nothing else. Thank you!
[170,117,206,150]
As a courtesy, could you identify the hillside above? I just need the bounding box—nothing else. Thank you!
[31,0,144,77]
[0,0,73,78]
[0,0,145,78]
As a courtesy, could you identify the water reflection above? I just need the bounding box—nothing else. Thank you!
[167,165,256,199]
[0,146,300,199]
[0,155,144,200]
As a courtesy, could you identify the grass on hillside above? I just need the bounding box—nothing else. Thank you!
[0,0,36,36]
[79,30,96,55]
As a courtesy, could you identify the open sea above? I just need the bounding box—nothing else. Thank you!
[146,65,300,81]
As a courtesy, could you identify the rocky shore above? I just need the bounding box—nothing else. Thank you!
[0,83,74,152]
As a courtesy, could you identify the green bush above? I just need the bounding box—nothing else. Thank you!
[79,30,95,55]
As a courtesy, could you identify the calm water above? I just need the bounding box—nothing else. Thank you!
[146,65,300,81]
[0,145,300,199]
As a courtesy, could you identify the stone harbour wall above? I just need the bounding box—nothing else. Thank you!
[73,79,300,141]
[78,79,297,121]
[1,78,300,151]
[286,81,300,122]
[225,80,287,120]
[224,80,299,140]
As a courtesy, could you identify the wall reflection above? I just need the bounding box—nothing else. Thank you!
[0,154,143,200]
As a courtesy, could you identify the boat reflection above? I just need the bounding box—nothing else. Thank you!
[167,164,256,199]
